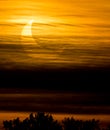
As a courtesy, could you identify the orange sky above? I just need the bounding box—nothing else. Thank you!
[1,0,110,36]
[0,0,110,68]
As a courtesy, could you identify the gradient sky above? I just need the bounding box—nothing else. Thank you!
[0,0,110,69]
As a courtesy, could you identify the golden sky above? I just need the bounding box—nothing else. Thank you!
[0,0,110,69]
[1,0,110,36]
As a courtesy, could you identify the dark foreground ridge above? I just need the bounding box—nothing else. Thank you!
[3,112,110,130]
[0,66,110,92]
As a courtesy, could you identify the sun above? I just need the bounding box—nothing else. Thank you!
[21,19,34,36]
[21,19,37,45]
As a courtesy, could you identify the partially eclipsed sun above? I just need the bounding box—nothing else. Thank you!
[21,19,34,36]
[21,19,37,45]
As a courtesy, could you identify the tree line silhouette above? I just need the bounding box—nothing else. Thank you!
[3,112,110,130]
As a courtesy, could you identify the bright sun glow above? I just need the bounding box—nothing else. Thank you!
[21,19,34,36]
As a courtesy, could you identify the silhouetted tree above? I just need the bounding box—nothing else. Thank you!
[34,112,62,130]
[62,117,81,130]
[3,120,13,130]
[82,119,100,130]
[62,117,101,130]
[3,112,108,130]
